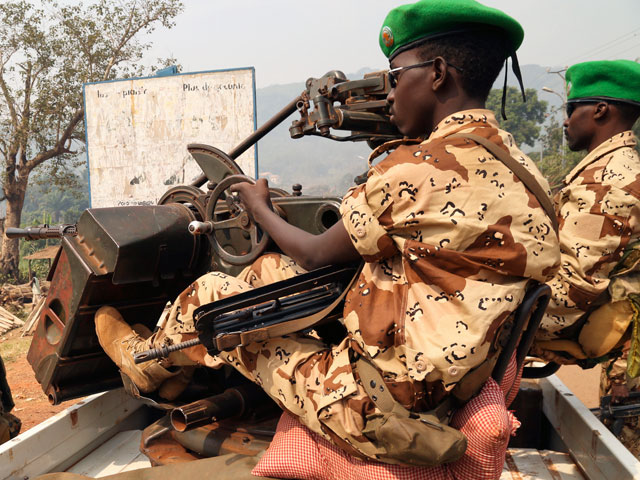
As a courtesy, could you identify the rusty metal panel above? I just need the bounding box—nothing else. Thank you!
[27,205,211,404]
[83,68,257,208]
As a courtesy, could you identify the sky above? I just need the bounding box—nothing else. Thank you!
[146,0,640,88]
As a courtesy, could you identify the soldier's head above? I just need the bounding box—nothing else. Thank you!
[380,0,523,137]
[563,60,640,152]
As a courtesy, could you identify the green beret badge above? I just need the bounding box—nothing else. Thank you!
[382,26,394,48]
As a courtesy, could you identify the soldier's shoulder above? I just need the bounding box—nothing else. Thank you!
[601,145,640,195]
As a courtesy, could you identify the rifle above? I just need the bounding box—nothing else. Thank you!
[592,391,640,436]
[133,263,360,364]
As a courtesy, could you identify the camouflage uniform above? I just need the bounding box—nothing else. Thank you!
[530,131,640,457]
[537,131,640,339]
[157,109,560,460]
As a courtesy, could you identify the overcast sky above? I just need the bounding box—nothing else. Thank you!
[146,0,640,88]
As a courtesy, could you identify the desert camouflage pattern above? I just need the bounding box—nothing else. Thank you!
[339,109,559,406]
[538,131,640,339]
[155,254,307,368]
[155,253,389,459]
[151,109,560,461]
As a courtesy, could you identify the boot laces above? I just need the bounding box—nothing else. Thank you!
[121,333,149,354]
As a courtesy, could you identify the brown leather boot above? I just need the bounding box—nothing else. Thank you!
[158,366,196,401]
[95,306,179,394]
[131,323,194,401]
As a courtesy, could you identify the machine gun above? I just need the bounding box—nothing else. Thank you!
[21,70,397,464]
[25,69,398,406]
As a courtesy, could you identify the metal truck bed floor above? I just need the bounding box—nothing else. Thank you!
[2,376,640,479]
[66,430,151,477]
[502,449,585,479]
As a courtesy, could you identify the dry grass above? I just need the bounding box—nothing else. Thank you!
[0,328,31,364]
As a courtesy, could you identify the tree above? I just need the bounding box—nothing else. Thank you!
[486,87,548,147]
[532,117,583,192]
[0,0,183,279]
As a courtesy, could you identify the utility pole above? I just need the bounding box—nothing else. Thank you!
[542,67,568,168]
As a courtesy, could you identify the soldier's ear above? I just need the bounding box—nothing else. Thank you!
[593,102,609,121]
[431,57,449,92]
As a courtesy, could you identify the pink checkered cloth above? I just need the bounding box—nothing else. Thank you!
[252,355,521,480]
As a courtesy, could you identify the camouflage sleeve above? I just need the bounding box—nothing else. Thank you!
[340,177,398,262]
[558,181,639,308]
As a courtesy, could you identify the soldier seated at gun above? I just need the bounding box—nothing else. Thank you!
[96,0,559,471]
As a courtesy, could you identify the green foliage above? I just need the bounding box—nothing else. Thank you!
[0,0,184,278]
[486,87,548,147]
[530,118,582,192]
[16,166,89,280]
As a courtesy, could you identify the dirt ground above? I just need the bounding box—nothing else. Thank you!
[1,327,80,433]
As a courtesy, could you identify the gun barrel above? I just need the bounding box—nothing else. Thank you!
[133,337,201,364]
[5,224,77,240]
[170,387,246,432]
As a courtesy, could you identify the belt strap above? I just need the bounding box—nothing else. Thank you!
[448,132,559,234]
[356,356,451,429]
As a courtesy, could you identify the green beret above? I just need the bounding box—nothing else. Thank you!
[379,0,524,60]
[566,60,640,105]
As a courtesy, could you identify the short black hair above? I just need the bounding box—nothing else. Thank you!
[613,101,640,126]
[415,29,507,101]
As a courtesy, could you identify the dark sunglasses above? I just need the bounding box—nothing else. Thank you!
[388,59,464,88]
[566,102,595,118]
[566,99,628,118]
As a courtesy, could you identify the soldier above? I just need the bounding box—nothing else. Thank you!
[96,0,559,467]
[0,354,21,445]
[531,59,640,456]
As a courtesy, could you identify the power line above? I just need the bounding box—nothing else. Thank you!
[607,40,640,58]
[563,27,640,64]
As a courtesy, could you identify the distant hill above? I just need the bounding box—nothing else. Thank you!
[253,64,567,195]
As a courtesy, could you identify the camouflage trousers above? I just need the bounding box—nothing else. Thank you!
[600,351,640,458]
[155,253,386,460]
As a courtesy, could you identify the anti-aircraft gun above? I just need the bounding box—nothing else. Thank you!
[17,70,400,463]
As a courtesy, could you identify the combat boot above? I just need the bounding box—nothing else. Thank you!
[132,322,194,401]
[95,306,179,394]
[159,366,196,401]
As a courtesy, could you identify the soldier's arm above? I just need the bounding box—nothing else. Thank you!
[231,179,360,270]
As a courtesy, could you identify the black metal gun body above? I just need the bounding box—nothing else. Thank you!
[289,70,399,144]
[5,224,77,240]
[134,264,359,364]
[593,391,640,436]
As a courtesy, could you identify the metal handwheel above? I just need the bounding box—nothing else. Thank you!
[204,175,270,265]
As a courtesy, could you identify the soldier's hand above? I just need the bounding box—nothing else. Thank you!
[230,178,273,223]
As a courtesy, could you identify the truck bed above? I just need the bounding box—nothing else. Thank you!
[2,376,639,480]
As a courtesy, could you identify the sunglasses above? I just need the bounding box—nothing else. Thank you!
[566,102,595,118]
[566,99,627,118]
[388,59,464,88]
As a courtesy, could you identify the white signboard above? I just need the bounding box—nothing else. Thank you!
[83,68,256,208]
